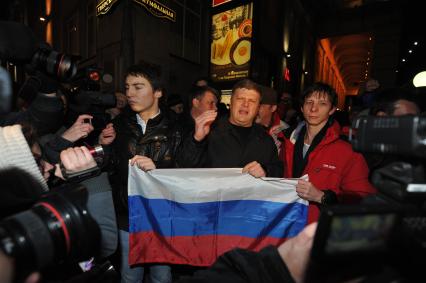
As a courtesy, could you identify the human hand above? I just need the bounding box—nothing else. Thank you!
[61,114,94,142]
[296,180,324,203]
[0,250,41,283]
[193,110,218,141]
[55,146,97,179]
[278,222,318,283]
[242,161,266,178]
[130,155,156,171]
[98,123,116,145]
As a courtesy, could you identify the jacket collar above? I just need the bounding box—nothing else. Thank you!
[289,119,340,145]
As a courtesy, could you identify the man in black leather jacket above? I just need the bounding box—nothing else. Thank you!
[108,64,182,283]
[178,79,282,177]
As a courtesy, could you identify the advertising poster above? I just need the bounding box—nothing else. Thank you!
[210,3,253,82]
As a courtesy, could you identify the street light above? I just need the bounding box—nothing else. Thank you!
[413,71,426,87]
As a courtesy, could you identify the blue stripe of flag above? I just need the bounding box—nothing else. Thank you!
[129,195,308,239]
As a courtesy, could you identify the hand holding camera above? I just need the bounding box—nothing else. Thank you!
[55,146,102,182]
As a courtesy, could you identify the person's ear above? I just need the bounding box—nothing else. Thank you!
[154,90,162,99]
[192,98,200,108]
[271,105,277,112]
[329,106,337,116]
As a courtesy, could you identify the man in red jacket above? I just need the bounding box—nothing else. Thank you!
[281,82,376,223]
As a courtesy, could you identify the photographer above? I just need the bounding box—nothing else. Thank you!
[1,73,65,137]
[0,124,118,282]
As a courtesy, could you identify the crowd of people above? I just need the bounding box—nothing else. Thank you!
[0,62,423,283]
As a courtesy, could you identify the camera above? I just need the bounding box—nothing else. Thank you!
[29,47,78,82]
[0,184,100,281]
[59,145,104,183]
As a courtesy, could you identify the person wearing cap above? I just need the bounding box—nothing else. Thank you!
[179,79,282,178]
[255,86,289,155]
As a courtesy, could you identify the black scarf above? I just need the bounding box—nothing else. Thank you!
[292,119,332,177]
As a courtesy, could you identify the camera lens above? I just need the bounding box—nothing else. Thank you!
[32,49,78,81]
[0,184,100,275]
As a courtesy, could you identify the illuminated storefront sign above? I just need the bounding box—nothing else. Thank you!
[212,0,232,7]
[210,3,253,82]
[97,0,175,22]
[133,0,176,22]
[97,0,120,16]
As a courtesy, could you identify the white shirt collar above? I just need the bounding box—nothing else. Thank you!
[136,110,161,134]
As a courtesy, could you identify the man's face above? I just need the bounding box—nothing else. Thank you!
[301,91,336,127]
[393,99,419,116]
[193,91,218,117]
[256,104,277,126]
[125,75,161,114]
[229,88,260,127]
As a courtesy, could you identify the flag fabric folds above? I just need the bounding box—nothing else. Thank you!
[128,167,308,266]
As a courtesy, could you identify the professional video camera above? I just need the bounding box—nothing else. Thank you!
[306,115,426,283]
[0,183,99,281]
[0,21,78,82]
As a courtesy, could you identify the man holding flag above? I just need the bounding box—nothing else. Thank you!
[178,79,282,177]
[127,79,308,270]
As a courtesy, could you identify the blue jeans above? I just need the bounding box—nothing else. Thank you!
[119,230,171,283]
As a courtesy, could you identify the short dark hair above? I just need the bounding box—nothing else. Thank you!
[192,76,211,87]
[301,82,337,107]
[125,64,163,92]
[232,79,262,98]
[190,86,221,101]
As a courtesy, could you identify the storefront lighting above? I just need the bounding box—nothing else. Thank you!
[39,14,52,22]
[409,50,412,53]
[286,53,291,58]
[414,41,418,46]
[402,58,406,62]
[413,71,426,87]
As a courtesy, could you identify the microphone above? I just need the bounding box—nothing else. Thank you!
[0,21,40,63]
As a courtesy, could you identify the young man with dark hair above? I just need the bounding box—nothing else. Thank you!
[179,79,282,177]
[109,64,182,283]
[281,82,376,223]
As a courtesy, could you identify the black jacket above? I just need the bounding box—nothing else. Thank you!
[177,246,295,283]
[109,108,183,230]
[178,117,283,177]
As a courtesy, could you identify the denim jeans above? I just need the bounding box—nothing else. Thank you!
[119,230,171,283]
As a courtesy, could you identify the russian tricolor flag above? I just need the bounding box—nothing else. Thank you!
[128,167,308,266]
